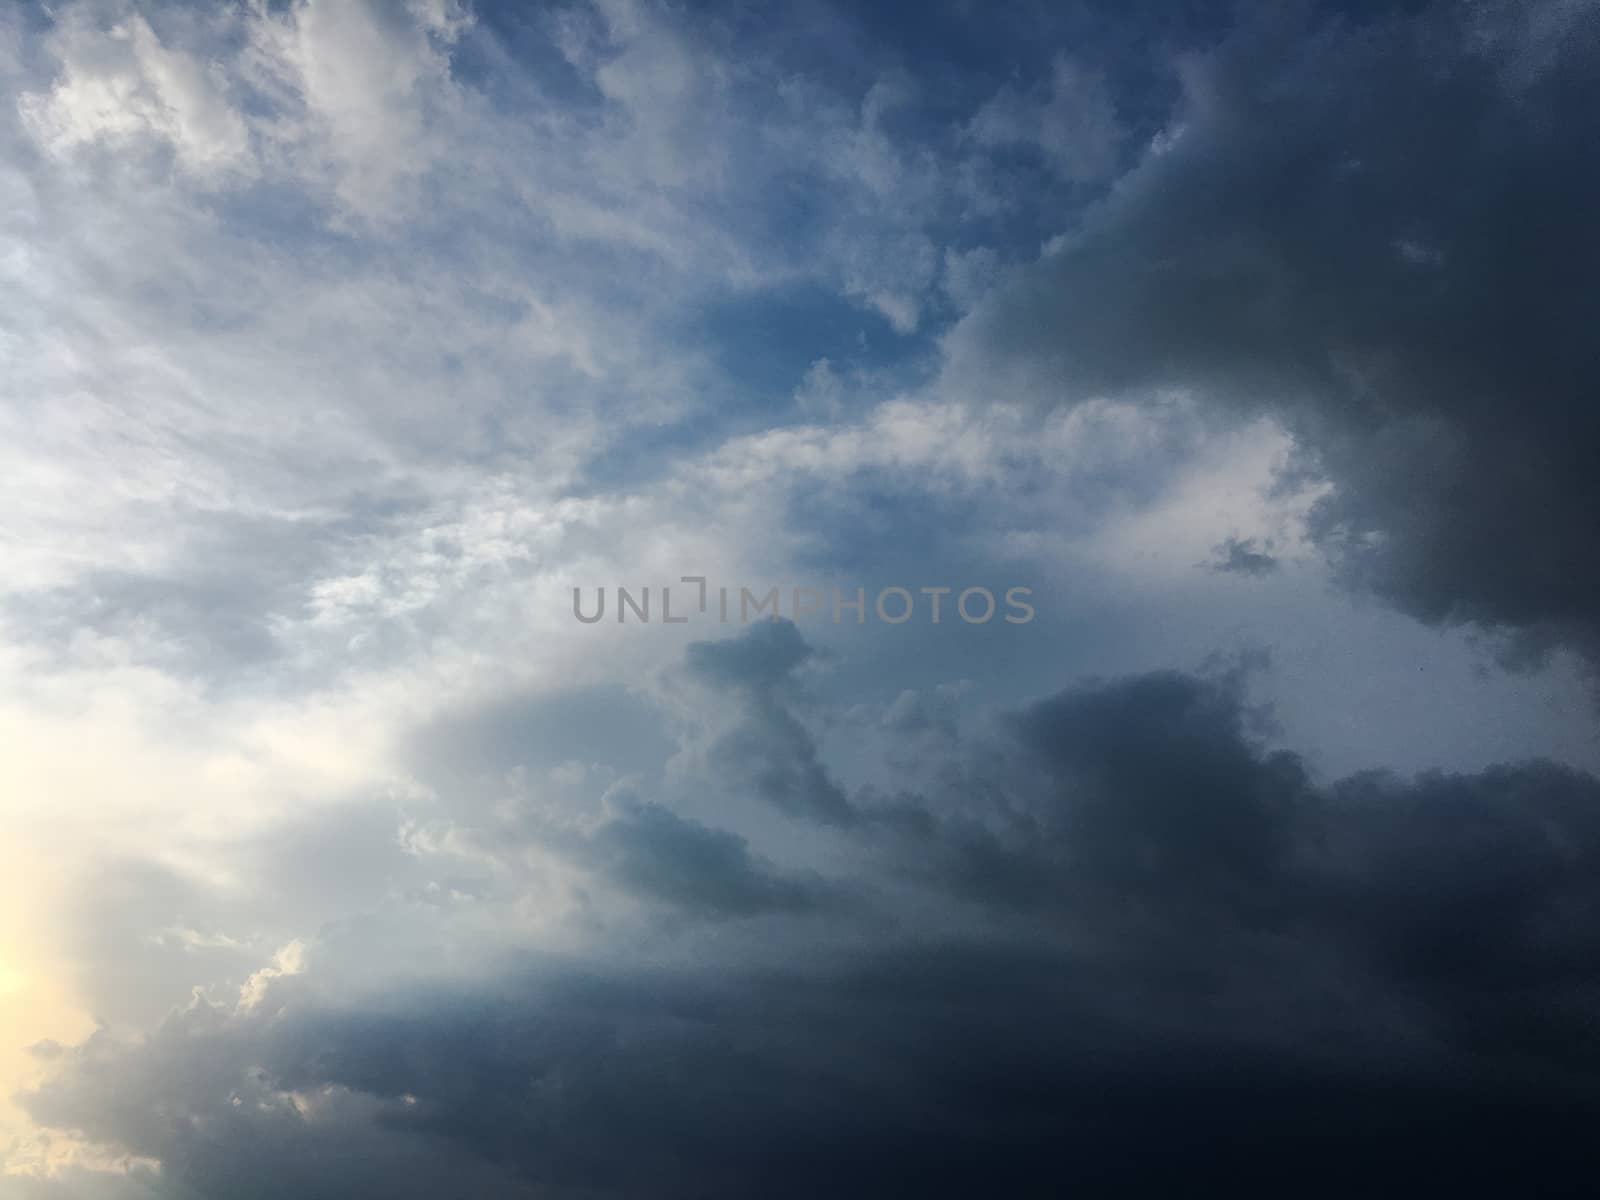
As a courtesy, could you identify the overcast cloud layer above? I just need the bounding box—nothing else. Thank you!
[3,0,1599,1196]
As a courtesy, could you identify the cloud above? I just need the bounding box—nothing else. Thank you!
[406,682,678,789]
[967,55,1123,183]
[575,787,844,917]
[19,8,250,178]
[22,650,1600,1196]
[682,622,857,827]
[7,2,1600,1193]
[248,0,472,221]
[944,0,1600,672]
[1208,535,1278,576]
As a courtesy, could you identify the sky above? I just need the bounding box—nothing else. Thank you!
[2,0,1600,1195]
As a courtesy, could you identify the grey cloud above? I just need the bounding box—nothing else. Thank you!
[61,859,260,1032]
[407,682,678,789]
[967,55,1124,184]
[399,668,845,921]
[54,799,447,1033]
[704,715,857,827]
[0,1164,169,1200]
[684,621,858,826]
[1209,535,1278,575]
[21,1003,540,1200]
[946,0,1600,672]
[578,792,844,918]
[0,495,429,679]
[683,618,814,693]
[26,658,1600,1196]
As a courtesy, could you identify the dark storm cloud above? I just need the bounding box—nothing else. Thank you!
[28,641,1600,1196]
[947,0,1600,669]
[26,953,1600,1197]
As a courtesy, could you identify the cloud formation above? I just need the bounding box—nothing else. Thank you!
[947,0,1600,670]
[21,627,1600,1196]
[6,0,1600,1194]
